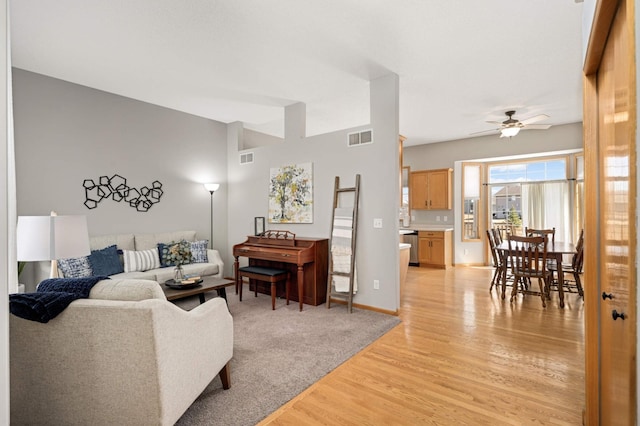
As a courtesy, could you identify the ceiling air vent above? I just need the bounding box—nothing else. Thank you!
[240,152,254,164]
[347,129,373,147]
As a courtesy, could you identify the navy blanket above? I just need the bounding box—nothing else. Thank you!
[9,276,109,323]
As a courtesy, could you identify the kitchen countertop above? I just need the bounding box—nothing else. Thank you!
[400,224,454,232]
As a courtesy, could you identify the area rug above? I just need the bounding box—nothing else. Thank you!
[174,291,401,426]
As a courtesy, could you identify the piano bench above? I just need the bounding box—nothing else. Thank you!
[237,266,290,310]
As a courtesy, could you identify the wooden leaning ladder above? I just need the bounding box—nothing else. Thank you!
[326,174,360,313]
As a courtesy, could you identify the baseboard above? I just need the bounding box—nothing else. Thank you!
[328,298,399,316]
[232,275,399,316]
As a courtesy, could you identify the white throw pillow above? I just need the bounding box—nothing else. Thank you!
[123,249,161,273]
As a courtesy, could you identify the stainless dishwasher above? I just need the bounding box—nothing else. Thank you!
[401,231,419,266]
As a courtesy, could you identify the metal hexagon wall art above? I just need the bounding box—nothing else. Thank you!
[83,174,163,212]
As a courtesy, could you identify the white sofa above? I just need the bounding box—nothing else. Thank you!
[10,278,233,425]
[35,230,224,285]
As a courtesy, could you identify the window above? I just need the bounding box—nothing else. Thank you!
[487,157,571,240]
[488,159,566,183]
[462,163,481,241]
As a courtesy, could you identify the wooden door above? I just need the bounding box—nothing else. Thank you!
[430,237,445,265]
[427,169,450,209]
[418,236,430,264]
[410,172,428,210]
[584,0,637,423]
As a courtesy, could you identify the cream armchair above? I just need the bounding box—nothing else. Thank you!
[10,279,233,425]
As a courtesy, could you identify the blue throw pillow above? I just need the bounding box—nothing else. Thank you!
[88,245,124,276]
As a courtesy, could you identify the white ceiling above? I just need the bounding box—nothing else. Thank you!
[9,1,585,146]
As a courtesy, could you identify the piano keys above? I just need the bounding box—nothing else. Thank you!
[233,231,329,307]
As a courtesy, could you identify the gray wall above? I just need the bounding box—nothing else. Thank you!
[227,74,401,312]
[12,70,402,312]
[12,69,228,289]
[404,122,583,264]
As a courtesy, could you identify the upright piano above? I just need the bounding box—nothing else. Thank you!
[233,231,329,307]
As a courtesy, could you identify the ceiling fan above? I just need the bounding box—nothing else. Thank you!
[471,110,552,138]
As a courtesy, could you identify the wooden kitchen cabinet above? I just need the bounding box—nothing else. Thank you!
[410,168,452,210]
[418,230,452,269]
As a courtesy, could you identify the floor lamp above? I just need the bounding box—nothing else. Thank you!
[204,183,220,246]
[17,214,91,279]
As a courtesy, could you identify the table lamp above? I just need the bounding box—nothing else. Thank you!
[17,213,91,278]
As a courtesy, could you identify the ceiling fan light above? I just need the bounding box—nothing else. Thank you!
[500,127,520,138]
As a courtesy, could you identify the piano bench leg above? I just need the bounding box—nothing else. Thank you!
[271,282,276,310]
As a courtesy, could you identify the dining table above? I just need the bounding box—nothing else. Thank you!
[497,240,577,308]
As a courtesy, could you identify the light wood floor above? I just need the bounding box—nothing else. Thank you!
[259,266,585,425]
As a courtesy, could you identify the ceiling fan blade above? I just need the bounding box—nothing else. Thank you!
[470,128,500,136]
[523,124,552,130]
[520,114,549,125]
[485,120,503,125]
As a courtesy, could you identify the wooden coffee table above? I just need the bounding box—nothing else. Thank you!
[162,276,235,305]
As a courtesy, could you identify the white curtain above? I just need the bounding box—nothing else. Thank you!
[521,182,571,242]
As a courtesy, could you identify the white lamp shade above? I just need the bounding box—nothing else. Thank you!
[17,215,91,261]
[204,183,220,192]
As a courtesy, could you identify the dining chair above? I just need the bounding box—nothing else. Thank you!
[525,227,556,244]
[487,230,502,293]
[494,225,510,243]
[507,234,551,307]
[548,229,584,298]
[487,229,513,295]
[525,227,557,270]
[491,227,503,245]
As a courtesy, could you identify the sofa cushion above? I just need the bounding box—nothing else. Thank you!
[134,231,197,251]
[89,245,124,276]
[57,256,93,278]
[190,240,209,263]
[122,249,161,273]
[89,279,167,301]
[109,270,158,280]
[90,233,135,251]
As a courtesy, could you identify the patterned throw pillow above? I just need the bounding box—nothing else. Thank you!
[122,249,161,273]
[57,256,93,278]
[88,245,124,276]
[190,240,209,263]
[158,240,192,267]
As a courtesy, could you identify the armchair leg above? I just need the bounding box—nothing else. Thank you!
[219,362,231,390]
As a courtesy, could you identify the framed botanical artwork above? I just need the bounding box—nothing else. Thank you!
[254,217,265,235]
[268,162,313,223]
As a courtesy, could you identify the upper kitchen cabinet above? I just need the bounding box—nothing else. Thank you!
[410,168,452,210]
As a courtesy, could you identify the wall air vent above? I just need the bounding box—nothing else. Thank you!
[240,152,254,164]
[347,129,373,147]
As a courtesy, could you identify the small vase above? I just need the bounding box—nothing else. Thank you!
[174,264,185,283]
